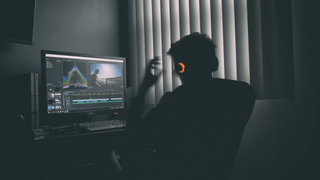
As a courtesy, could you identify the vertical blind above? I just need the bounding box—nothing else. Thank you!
[129,0,250,104]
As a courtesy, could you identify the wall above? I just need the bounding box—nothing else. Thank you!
[0,0,131,119]
[231,0,320,179]
[0,0,122,77]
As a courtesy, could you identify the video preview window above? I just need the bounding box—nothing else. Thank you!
[89,63,122,89]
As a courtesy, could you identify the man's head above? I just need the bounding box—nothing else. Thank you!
[167,32,218,83]
[95,69,99,74]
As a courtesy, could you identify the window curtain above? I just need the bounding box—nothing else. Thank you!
[247,0,294,99]
[128,0,250,104]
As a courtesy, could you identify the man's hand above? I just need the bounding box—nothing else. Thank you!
[140,57,162,93]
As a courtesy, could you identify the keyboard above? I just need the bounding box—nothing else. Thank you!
[78,120,126,131]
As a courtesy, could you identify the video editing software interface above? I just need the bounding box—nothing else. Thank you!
[44,52,125,115]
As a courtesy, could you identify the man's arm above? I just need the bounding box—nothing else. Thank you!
[125,86,147,131]
[95,77,101,87]
[125,57,162,135]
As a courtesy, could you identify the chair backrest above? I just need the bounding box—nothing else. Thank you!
[155,79,256,180]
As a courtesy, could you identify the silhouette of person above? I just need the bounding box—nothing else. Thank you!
[90,69,101,87]
[122,32,256,180]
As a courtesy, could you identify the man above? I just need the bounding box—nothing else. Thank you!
[123,32,255,180]
[90,69,101,87]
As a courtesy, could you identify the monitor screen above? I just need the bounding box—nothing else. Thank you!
[41,51,126,124]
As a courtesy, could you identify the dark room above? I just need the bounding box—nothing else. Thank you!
[0,0,319,179]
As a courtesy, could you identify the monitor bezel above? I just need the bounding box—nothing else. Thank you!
[40,50,127,126]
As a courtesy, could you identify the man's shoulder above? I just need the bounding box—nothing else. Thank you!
[212,78,254,93]
[212,78,250,86]
[158,91,175,103]
[173,78,253,91]
[161,78,255,102]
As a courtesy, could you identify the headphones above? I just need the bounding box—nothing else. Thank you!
[177,62,185,74]
[175,56,218,75]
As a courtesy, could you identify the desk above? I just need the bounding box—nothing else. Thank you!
[37,128,125,179]
[2,128,125,180]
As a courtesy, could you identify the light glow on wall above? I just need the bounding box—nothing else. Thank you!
[223,0,237,80]
[211,0,225,78]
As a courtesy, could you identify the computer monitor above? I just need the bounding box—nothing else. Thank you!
[40,50,126,126]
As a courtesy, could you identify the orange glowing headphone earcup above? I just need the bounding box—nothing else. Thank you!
[178,62,185,73]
